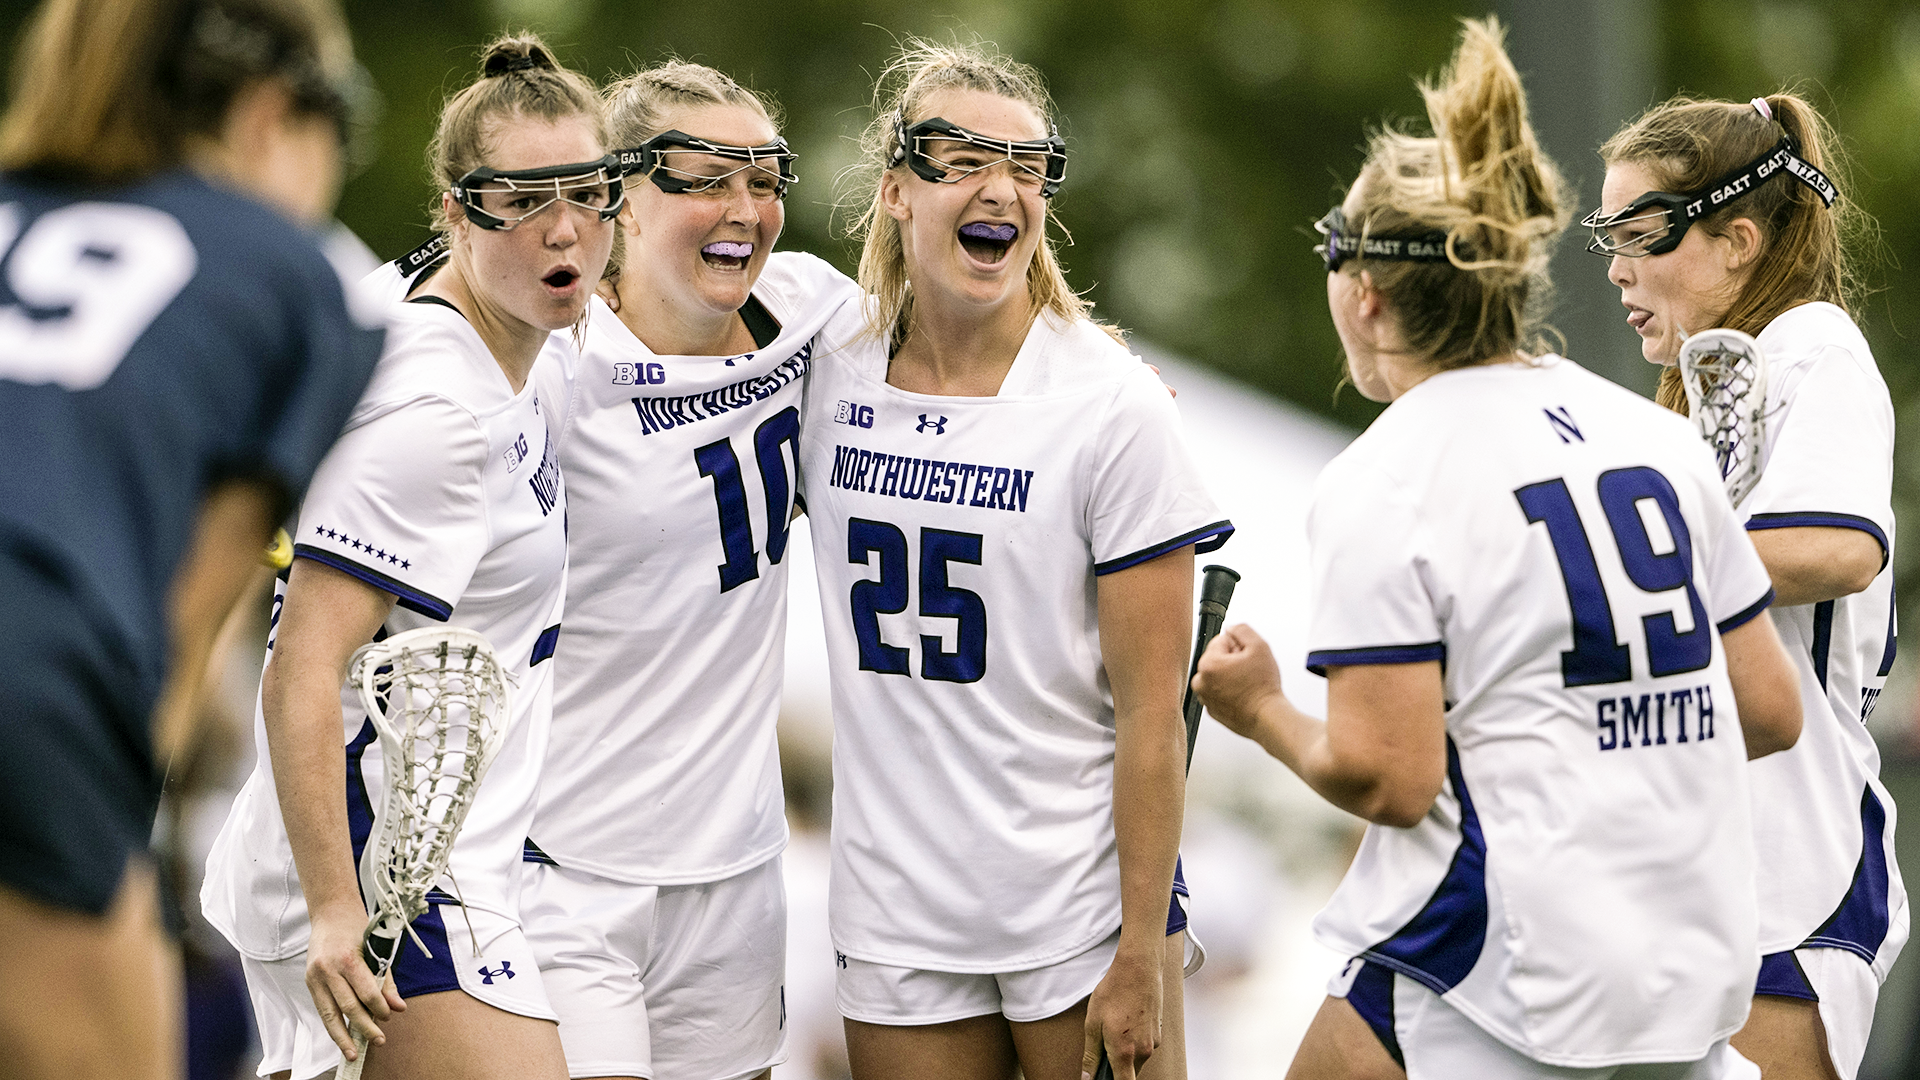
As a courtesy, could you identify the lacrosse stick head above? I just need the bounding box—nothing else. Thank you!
[346,626,511,975]
[1676,327,1769,508]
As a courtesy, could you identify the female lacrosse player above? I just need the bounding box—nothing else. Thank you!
[799,40,1228,1080]
[0,0,380,1075]
[1588,93,1905,1080]
[1192,19,1804,1079]
[508,62,854,1080]
[201,33,616,1080]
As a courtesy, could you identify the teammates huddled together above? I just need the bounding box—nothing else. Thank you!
[0,2,1903,1079]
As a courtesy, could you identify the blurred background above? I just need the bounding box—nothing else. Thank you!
[3,0,1915,1075]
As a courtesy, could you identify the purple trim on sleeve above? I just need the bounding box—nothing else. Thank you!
[1716,588,1775,634]
[1746,512,1889,570]
[1307,641,1446,677]
[1094,521,1234,576]
[292,545,453,621]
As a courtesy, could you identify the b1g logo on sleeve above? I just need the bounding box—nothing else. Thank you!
[613,362,666,386]
[835,400,874,428]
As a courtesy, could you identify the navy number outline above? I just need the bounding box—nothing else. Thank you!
[693,405,801,593]
[848,521,988,682]
[1516,466,1712,687]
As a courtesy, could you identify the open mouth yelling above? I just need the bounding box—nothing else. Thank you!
[958,222,1016,265]
[702,241,753,270]
[543,268,579,291]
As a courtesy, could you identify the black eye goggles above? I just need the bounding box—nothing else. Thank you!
[1581,135,1837,258]
[616,131,798,198]
[1312,207,1457,273]
[450,156,626,231]
[890,115,1068,199]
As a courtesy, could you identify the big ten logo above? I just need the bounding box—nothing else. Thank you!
[835,400,875,428]
[504,431,530,471]
[612,362,667,386]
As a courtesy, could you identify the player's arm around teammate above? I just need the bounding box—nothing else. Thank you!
[0,1,379,1078]
[510,64,853,1080]
[232,34,614,1080]
[813,40,1225,1080]
[1194,20,1799,1080]
[1591,94,1903,1080]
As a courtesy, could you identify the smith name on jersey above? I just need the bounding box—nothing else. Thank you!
[801,308,1230,974]
[1305,356,1776,1067]
[204,298,570,960]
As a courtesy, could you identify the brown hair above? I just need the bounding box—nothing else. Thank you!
[1599,92,1864,412]
[426,31,606,232]
[1339,17,1569,374]
[846,38,1101,353]
[0,0,354,184]
[599,60,781,292]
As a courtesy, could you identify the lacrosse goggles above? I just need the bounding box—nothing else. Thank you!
[1313,206,1457,272]
[618,131,798,198]
[892,115,1068,198]
[451,155,626,230]
[1581,134,1837,258]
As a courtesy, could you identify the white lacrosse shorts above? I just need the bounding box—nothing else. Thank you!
[1329,957,1760,1080]
[520,856,788,1080]
[241,902,553,1079]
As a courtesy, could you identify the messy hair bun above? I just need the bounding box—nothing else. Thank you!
[479,33,556,78]
[1341,17,1570,371]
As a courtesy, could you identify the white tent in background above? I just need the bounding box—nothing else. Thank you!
[777,350,1365,1078]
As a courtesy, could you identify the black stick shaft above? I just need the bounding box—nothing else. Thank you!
[1097,564,1240,1080]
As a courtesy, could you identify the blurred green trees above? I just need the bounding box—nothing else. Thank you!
[1,0,1913,644]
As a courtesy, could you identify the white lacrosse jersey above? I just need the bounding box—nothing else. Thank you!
[203,299,570,960]
[1740,301,1907,975]
[527,252,857,883]
[800,309,1231,973]
[1307,356,1775,1066]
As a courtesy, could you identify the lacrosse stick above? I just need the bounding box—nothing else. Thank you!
[337,625,511,1079]
[1677,327,1770,508]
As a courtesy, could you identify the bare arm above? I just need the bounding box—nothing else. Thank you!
[1721,611,1802,759]
[1193,625,1447,828]
[262,557,403,1058]
[1748,526,1882,607]
[1082,546,1192,1080]
[150,480,280,769]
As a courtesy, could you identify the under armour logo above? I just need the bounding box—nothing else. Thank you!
[916,414,948,434]
[477,961,516,985]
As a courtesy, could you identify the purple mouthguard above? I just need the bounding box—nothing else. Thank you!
[959,222,1017,242]
[703,242,753,258]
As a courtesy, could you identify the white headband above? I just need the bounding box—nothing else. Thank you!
[1751,97,1773,122]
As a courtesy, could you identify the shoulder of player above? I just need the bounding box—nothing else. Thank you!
[1758,301,1876,379]
[1021,313,1155,396]
[138,171,343,289]
[749,250,858,324]
[359,308,520,420]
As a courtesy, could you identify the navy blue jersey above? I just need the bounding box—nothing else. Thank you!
[0,169,383,715]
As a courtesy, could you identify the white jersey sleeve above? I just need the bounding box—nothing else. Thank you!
[291,395,489,619]
[1304,458,1443,672]
[1088,367,1234,572]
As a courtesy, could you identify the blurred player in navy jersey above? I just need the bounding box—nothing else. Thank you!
[1593,91,1906,1080]
[0,0,383,1076]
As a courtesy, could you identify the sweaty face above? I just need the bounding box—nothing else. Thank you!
[1599,161,1750,366]
[885,88,1050,314]
[459,114,616,334]
[622,103,785,325]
